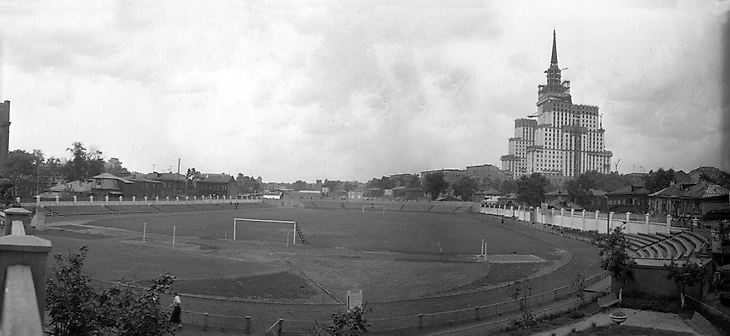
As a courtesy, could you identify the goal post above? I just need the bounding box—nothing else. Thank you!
[233,218,302,245]
[362,204,385,213]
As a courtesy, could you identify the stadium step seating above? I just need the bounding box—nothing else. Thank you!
[674,235,696,258]
[105,205,159,214]
[638,233,661,243]
[45,205,116,216]
[658,241,676,259]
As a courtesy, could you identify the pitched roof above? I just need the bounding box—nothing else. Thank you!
[682,181,729,199]
[588,188,607,196]
[649,181,729,199]
[199,174,234,184]
[146,173,186,182]
[92,173,132,184]
[608,185,650,195]
[545,189,569,196]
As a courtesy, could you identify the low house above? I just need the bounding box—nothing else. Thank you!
[146,173,186,198]
[123,174,163,199]
[544,189,570,203]
[91,173,133,199]
[197,174,237,198]
[649,181,730,220]
[606,184,650,214]
[474,188,503,205]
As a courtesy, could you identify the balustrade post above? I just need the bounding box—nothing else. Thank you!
[645,213,650,234]
[56,196,60,204]
[0,208,52,324]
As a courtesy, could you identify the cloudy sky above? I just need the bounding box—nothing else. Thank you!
[0,0,727,182]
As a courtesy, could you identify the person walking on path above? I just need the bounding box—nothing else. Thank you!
[169,292,182,330]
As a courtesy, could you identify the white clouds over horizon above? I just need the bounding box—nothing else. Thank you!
[0,0,727,182]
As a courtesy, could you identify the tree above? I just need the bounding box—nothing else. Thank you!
[1,149,39,180]
[323,180,341,193]
[423,172,449,200]
[595,227,636,301]
[63,142,105,182]
[500,179,518,194]
[292,180,308,191]
[46,246,175,336]
[186,168,201,195]
[516,173,550,207]
[452,176,478,201]
[644,168,676,193]
[507,277,537,329]
[665,260,705,307]
[312,304,370,336]
[342,182,357,192]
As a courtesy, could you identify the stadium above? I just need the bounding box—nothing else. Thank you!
[33,198,607,335]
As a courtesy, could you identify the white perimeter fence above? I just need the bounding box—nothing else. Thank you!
[481,205,673,235]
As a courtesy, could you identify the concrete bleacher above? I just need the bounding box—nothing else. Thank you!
[429,205,460,213]
[151,204,196,212]
[45,205,115,216]
[104,205,159,214]
[680,232,705,254]
[400,203,434,212]
[658,241,676,259]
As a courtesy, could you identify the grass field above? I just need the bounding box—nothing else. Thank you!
[36,206,600,333]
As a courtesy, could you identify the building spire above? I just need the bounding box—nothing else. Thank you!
[551,29,558,65]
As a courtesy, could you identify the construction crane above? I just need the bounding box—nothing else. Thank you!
[614,159,620,173]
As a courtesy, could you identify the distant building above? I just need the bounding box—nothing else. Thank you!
[606,184,650,214]
[420,169,469,185]
[501,31,612,181]
[198,173,237,198]
[649,180,729,219]
[689,166,727,183]
[145,172,186,198]
[465,164,508,185]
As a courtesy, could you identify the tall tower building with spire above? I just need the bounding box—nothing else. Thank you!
[500,31,612,184]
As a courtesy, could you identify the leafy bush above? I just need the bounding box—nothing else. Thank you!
[312,304,371,336]
[46,246,175,336]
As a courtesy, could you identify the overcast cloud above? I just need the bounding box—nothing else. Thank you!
[0,0,727,182]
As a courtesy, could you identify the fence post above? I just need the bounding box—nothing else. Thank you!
[645,213,650,234]
[245,316,251,334]
[418,314,423,330]
[203,313,209,331]
[608,212,614,232]
[559,208,564,227]
[278,319,283,336]
[581,210,586,231]
[475,306,480,321]
[594,210,599,232]
[554,288,558,301]
[570,208,575,229]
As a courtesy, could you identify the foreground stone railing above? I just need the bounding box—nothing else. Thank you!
[0,208,51,336]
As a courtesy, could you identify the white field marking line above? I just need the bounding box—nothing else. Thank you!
[437,240,443,253]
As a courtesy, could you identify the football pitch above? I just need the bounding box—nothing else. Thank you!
[37,206,600,331]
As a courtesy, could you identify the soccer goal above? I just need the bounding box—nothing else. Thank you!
[232,218,307,245]
[362,204,385,213]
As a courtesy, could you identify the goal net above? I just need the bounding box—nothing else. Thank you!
[232,218,307,245]
[362,204,385,213]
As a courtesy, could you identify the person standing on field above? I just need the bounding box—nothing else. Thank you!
[169,292,182,330]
